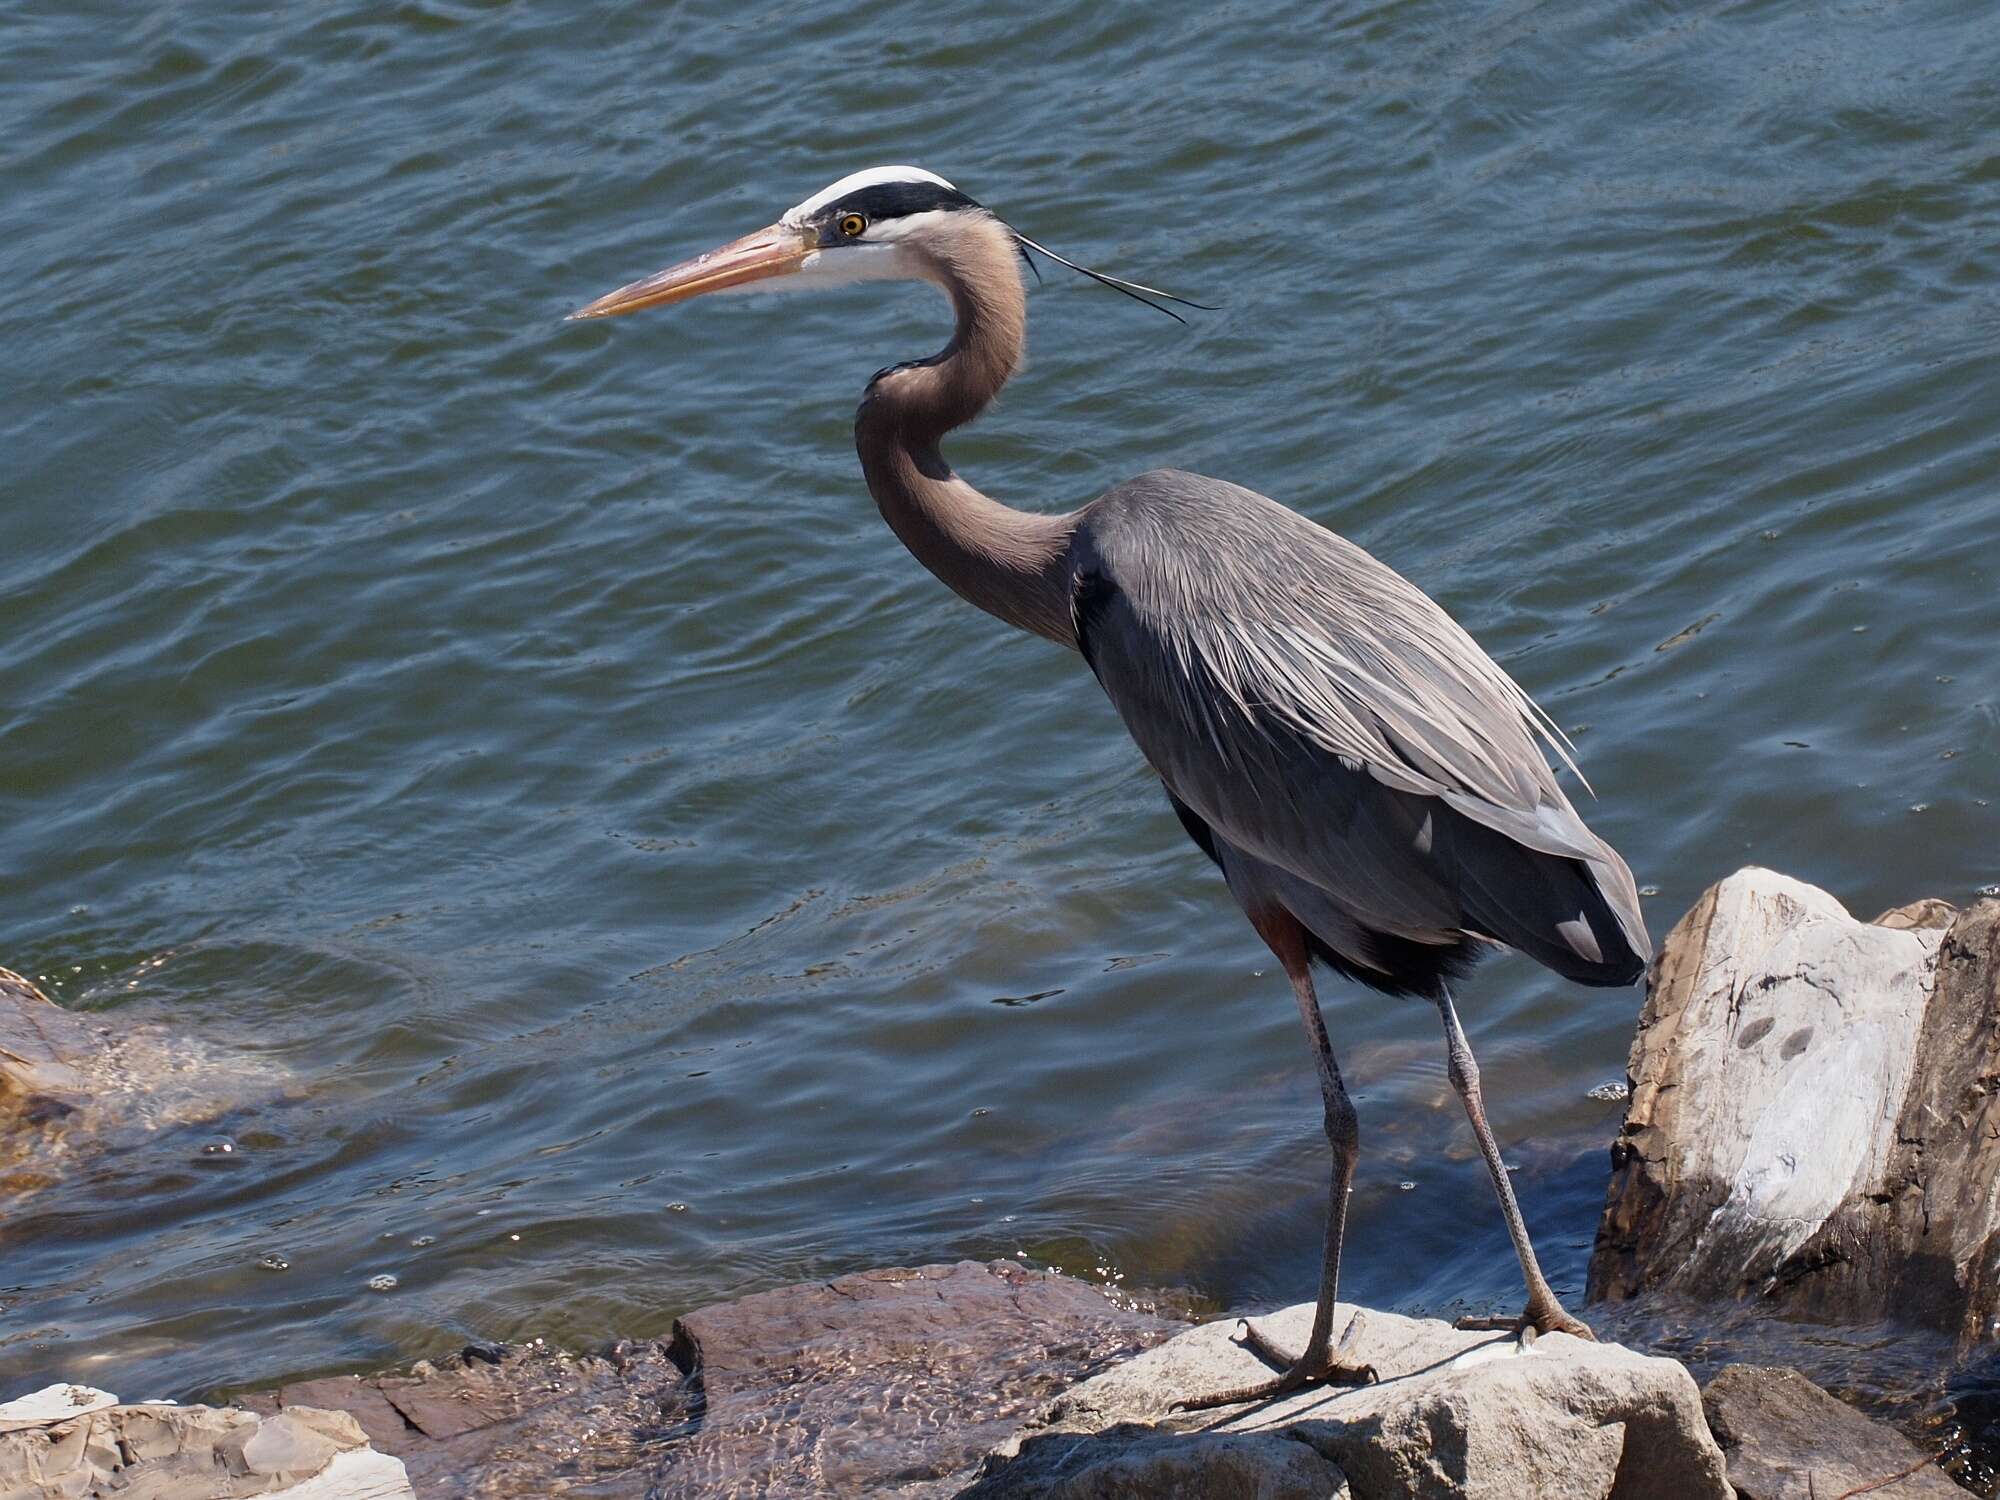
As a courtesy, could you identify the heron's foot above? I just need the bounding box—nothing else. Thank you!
[1171,1315,1378,1411]
[1454,1299,1596,1342]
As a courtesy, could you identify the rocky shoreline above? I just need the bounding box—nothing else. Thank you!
[6,868,1999,1497]
[10,1264,1974,1497]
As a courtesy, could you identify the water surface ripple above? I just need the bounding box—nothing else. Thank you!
[2,0,1997,1404]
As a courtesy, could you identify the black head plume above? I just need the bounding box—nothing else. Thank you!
[1008,229,1216,325]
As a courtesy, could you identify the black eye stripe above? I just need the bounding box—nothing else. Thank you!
[828,180,978,225]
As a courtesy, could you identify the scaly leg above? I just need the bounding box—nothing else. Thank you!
[1178,912,1379,1410]
[1436,984,1593,1340]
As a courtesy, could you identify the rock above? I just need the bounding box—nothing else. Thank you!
[279,1406,371,1450]
[245,1260,1176,1498]
[961,1425,1350,1499]
[0,971,90,1100]
[967,1300,1731,1500]
[1,965,295,1205]
[0,970,92,1188]
[252,1337,696,1495]
[657,1260,1178,1498]
[1875,898,1962,933]
[220,1410,343,1480]
[1702,1364,1969,1498]
[0,1383,118,1433]
[0,1388,409,1500]
[266,1448,416,1499]
[255,1379,411,1453]
[114,1403,256,1462]
[1591,870,2000,1343]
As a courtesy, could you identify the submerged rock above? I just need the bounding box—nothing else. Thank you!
[0,969,92,1186]
[243,1260,1177,1498]
[965,1301,1731,1500]
[243,1338,696,1495]
[1590,868,2000,1344]
[659,1259,1179,1498]
[1,965,292,1204]
[1702,1364,1969,1498]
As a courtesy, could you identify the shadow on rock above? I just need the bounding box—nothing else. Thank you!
[957,1422,1349,1499]
[966,1301,1731,1500]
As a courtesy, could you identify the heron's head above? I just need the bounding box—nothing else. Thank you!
[568,166,987,320]
[568,165,1204,323]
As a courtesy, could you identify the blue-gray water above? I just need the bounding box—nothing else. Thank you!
[3,0,1997,1407]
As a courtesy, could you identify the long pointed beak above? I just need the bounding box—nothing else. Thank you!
[567,223,815,320]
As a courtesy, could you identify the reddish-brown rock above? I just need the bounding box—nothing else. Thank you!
[245,1260,1177,1498]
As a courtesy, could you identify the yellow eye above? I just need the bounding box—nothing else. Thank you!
[838,212,867,238]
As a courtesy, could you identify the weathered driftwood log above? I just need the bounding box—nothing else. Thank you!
[1590,867,2000,1346]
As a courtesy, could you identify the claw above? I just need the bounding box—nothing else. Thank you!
[1454,1300,1596,1343]
[1233,1318,1294,1369]
[1173,1356,1377,1410]
[1536,1309,1596,1342]
[1173,1316,1378,1411]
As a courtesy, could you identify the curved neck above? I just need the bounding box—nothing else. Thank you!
[854,212,1077,649]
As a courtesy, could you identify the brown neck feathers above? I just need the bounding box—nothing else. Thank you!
[853,212,1078,649]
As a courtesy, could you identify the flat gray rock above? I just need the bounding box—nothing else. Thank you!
[966,1301,1731,1500]
[1702,1364,1968,1498]
[1591,869,2000,1343]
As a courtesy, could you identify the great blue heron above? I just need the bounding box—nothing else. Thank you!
[571,166,1650,1406]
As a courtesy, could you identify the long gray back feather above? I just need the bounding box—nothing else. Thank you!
[1072,470,1649,970]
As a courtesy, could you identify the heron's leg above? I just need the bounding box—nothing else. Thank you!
[1435,984,1594,1340]
[1177,913,1377,1410]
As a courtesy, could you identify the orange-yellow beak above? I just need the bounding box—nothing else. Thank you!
[566,223,816,320]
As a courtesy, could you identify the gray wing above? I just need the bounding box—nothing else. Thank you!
[1070,469,1648,985]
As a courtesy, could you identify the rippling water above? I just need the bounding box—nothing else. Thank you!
[3,0,1997,1406]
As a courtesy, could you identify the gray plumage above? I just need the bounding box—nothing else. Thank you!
[1069,470,1648,996]
[573,165,1653,1402]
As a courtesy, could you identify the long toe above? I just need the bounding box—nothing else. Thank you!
[1456,1303,1596,1342]
[1172,1349,1378,1412]
[1528,1304,1596,1341]
[1234,1318,1295,1370]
